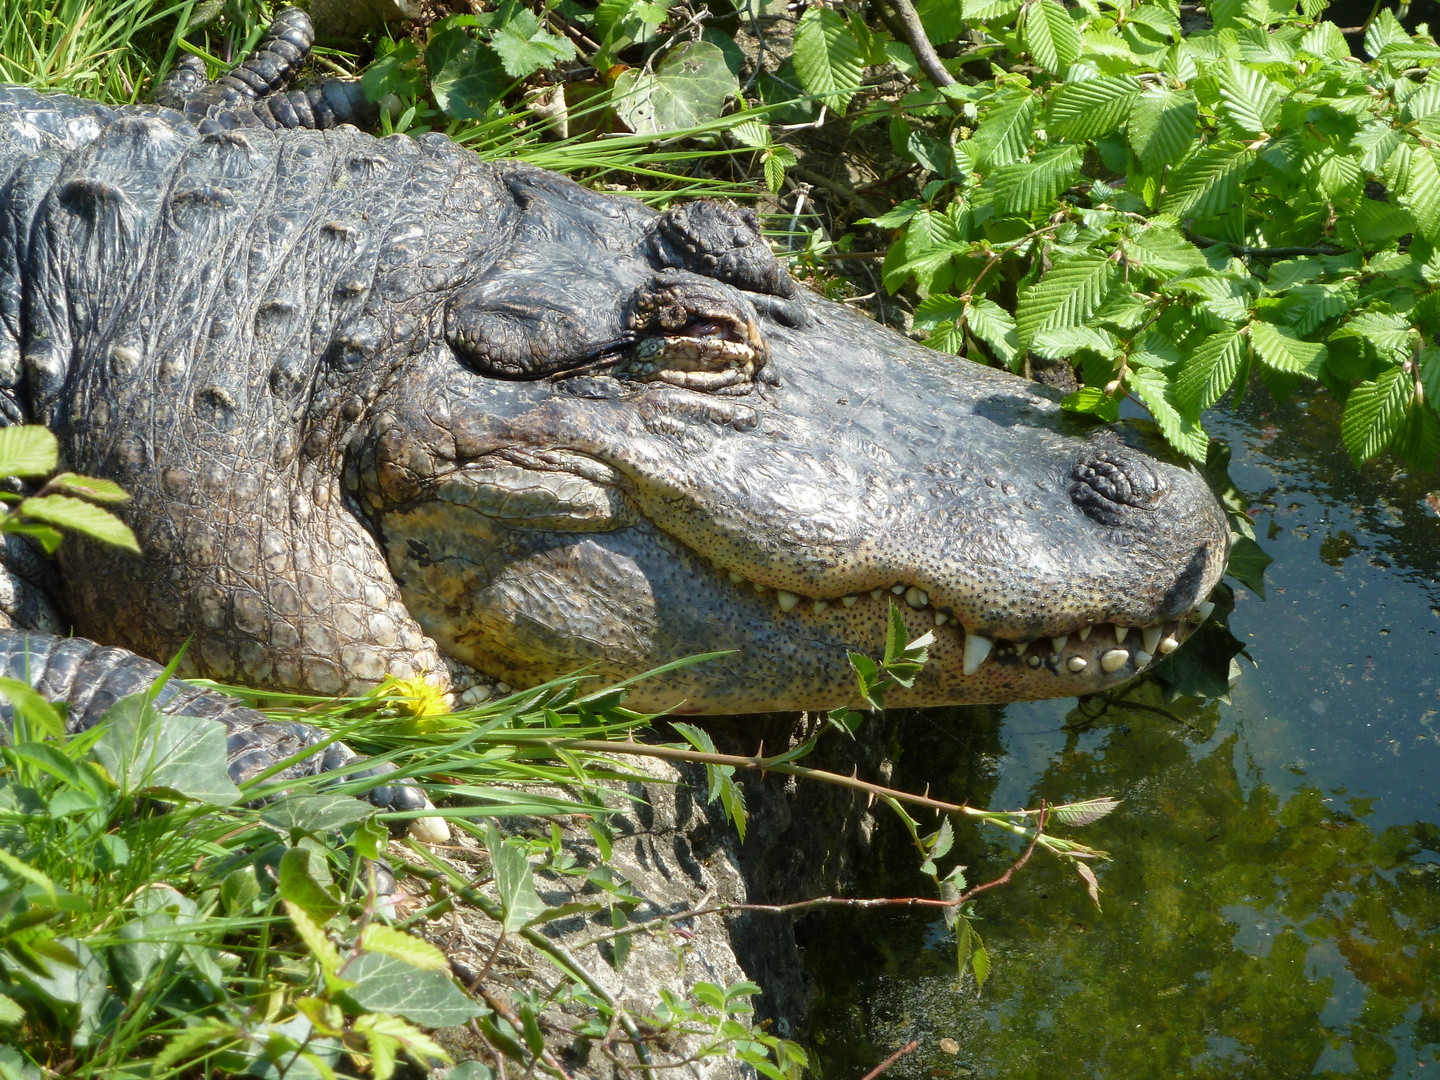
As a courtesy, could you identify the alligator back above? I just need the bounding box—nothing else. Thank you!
[0,90,509,694]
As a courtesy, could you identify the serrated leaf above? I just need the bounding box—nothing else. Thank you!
[964,0,1023,19]
[1420,344,1440,406]
[47,473,129,504]
[1218,60,1282,134]
[965,297,1021,367]
[283,900,347,980]
[1249,320,1326,376]
[1123,222,1208,278]
[1174,326,1249,414]
[992,143,1084,216]
[19,495,138,553]
[0,993,23,1026]
[1049,76,1141,140]
[1016,255,1118,348]
[1022,0,1081,74]
[1392,141,1440,243]
[1332,310,1415,363]
[971,941,991,988]
[1365,8,1410,56]
[1033,325,1119,358]
[353,1012,452,1080]
[1165,142,1254,219]
[0,426,57,478]
[1127,89,1198,174]
[1342,366,1413,465]
[1049,796,1121,826]
[1075,861,1102,909]
[967,88,1038,170]
[793,8,865,113]
[1064,387,1121,422]
[1127,367,1210,460]
[360,924,450,972]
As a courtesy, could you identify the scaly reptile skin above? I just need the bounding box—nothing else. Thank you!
[0,12,1229,788]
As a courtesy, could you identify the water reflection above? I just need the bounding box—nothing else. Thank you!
[804,390,1440,1078]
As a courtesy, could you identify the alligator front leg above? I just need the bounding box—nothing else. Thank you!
[0,629,446,842]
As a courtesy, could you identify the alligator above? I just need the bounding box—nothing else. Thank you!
[0,12,1229,780]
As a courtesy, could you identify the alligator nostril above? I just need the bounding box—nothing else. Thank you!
[1069,449,1167,524]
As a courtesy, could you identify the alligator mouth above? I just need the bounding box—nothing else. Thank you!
[696,561,1215,681]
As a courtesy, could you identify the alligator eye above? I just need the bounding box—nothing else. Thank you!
[687,320,730,339]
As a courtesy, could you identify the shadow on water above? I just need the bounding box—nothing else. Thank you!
[802,388,1440,1079]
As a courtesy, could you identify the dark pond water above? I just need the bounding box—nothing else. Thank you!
[802,387,1440,1079]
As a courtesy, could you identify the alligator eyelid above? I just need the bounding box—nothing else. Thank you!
[748,293,807,328]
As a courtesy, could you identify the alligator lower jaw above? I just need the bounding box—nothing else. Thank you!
[707,564,1216,681]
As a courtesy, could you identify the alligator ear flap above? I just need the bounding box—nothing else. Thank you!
[645,201,798,301]
[443,264,635,379]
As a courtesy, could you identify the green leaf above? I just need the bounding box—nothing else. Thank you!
[1226,535,1272,596]
[341,953,483,1027]
[1164,142,1254,218]
[261,794,372,834]
[792,8,865,113]
[0,994,23,1026]
[971,941,991,989]
[1331,310,1415,364]
[1049,796,1121,826]
[1048,76,1141,140]
[966,297,1021,368]
[1022,0,1081,74]
[1420,344,1440,407]
[992,143,1084,217]
[1341,366,1413,465]
[426,26,508,120]
[1016,255,1118,348]
[0,676,65,739]
[1063,387,1121,422]
[489,8,577,78]
[19,495,138,553]
[964,0,1022,18]
[1249,320,1326,376]
[485,824,549,932]
[360,924,450,972]
[967,88,1038,170]
[0,426,57,478]
[46,473,129,504]
[611,40,737,134]
[278,846,343,921]
[90,695,240,806]
[1392,141,1440,243]
[1365,8,1409,57]
[1127,89,1199,174]
[1122,222,1208,278]
[1217,60,1282,134]
[1174,326,1249,414]
[1033,326,1119,358]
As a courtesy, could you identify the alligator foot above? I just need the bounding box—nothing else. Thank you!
[0,630,449,844]
[155,8,378,133]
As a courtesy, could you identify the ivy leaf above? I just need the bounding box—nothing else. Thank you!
[793,8,865,113]
[1048,76,1141,140]
[992,143,1084,216]
[426,27,507,119]
[484,824,549,932]
[1341,366,1414,465]
[1249,320,1327,376]
[490,8,577,78]
[1127,89,1198,175]
[1016,255,1118,348]
[1218,60,1282,134]
[1021,0,1081,75]
[1174,326,1249,415]
[1165,142,1255,218]
[612,40,736,134]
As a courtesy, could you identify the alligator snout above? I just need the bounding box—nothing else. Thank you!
[1070,446,1167,525]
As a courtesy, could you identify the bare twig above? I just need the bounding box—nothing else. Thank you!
[860,1040,921,1080]
[879,0,956,88]
[481,988,576,1080]
[1186,232,1347,258]
[788,163,887,219]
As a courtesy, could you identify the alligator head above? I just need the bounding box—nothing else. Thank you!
[21,123,1227,713]
[349,168,1229,713]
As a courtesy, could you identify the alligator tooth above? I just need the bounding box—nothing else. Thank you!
[728,570,744,584]
[892,583,907,595]
[1158,635,1180,654]
[962,632,993,676]
[1114,625,1130,643]
[870,589,885,601]
[842,595,858,607]
[1051,635,1068,653]
[813,599,829,613]
[777,590,799,611]
[1015,640,1029,655]
[1142,626,1162,655]
[1027,654,1042,668]
[1134,650,1153,667]
[1197,601,1215,620]
[905,586,928,609]
[1100,649,1129,673]
[495,682,512,694]
[1067,656,1088,673]
[935,611,947,626]
[753,581,768,593]
[1078,625,1092,641]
